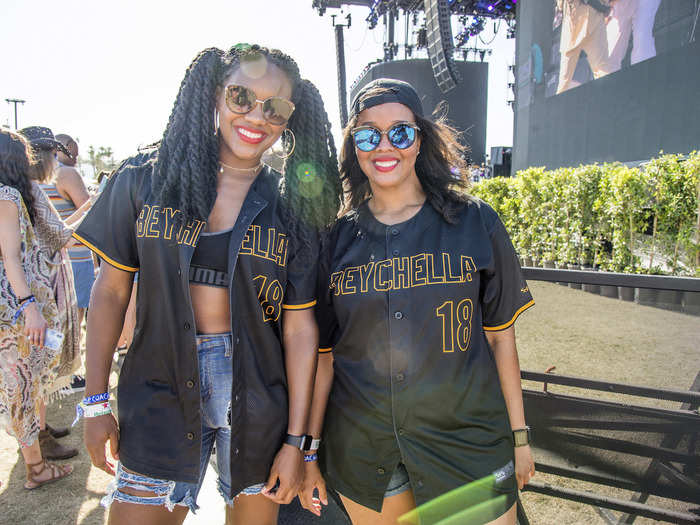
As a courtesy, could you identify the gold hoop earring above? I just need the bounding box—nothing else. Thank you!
[272,129,296,160]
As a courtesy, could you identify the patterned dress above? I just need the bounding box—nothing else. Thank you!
[0,184,62,447]
[30,183,81,396]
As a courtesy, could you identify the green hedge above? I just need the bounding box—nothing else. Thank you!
[471,152,700,276]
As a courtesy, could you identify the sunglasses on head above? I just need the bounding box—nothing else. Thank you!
[224,85,295,126]
[351,122,420,152]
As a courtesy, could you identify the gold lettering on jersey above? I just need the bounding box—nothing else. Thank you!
[392,257,410,290]
[162,208,178,240]
[374,260,393,291]
[147,206,161,238]
[358,262,375,293]
[443,252,463,283]
[342,266,359,295]
[460,255,476,282]
[410,254,427,287]
[333,252,475,295]
[426,254,445,284]
[239,226,288,267]
[135,205,203,247]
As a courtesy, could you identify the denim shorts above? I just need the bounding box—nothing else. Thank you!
[385,463,412,497]
[101,333,265,513]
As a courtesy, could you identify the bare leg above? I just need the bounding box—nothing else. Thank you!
[108,486,189,525]
[38,399,46,430]
[225,493,279,525]
[340,490,416,525]
[484,502,516,525]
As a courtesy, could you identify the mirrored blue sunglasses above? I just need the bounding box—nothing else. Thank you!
[351,123,420,152]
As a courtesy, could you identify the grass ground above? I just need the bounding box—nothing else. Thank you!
[0,281,698,524]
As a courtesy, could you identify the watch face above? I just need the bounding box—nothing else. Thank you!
[513,428,530,447]
[302,435,313,451]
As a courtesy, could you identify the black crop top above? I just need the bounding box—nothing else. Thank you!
[189,230,230,287]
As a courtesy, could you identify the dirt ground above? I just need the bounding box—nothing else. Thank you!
[0,281,698,525]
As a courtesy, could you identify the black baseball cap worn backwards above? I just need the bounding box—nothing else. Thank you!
[350,78,424,120]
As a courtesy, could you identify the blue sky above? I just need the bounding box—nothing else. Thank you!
[1,0,514,166]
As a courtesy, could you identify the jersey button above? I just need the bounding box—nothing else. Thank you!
[392,249,400,256]
[398,428,405,436]
[186,432,195,440]
[395,373,405,382]
[391,228,399,236]
[234,448,240,455]
[377,467,385,475]
[184,322,191,331]
[186,380,195,388]
[394,311,403,320]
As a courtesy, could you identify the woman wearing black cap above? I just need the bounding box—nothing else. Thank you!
[306,79,535,524]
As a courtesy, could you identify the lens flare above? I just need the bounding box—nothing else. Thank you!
[295,162,324,199]
[398,474,510,525]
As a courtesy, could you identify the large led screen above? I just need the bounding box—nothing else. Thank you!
[547,0,697,96]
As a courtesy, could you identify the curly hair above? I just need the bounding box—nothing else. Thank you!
[0,129,39,224]
[339,93,471,224]
[150,44,342,234]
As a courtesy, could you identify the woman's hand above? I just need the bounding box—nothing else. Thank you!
[514,445,535,489]
[299,458,328,517]
[23,303,48,348]
[84,413,120,475]
[262,444,304,504]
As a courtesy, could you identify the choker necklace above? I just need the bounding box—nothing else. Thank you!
[219,161,263,174]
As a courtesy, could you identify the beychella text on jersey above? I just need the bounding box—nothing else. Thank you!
[136,204,289,267]
[330,253,477,295]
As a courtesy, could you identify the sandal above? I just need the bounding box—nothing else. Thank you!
[24,459,73,490]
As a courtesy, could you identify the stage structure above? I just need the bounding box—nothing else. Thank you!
[513,0,700,171]
[312,0,517,164]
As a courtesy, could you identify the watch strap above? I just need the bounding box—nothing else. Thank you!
[285,434,307,451]
[309,438,321,451]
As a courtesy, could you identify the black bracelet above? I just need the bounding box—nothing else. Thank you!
[18,294,35,305]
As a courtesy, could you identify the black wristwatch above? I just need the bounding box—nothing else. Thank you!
[285,434,311,451]
[513,426,531,447]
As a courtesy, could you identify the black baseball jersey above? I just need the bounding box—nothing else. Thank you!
[74,152,317,495]
[316,198,534,511]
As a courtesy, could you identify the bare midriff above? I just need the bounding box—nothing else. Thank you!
[191,284,231,334]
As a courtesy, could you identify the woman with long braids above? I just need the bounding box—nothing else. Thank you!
[75,44,341,525]
[305,79,535,524]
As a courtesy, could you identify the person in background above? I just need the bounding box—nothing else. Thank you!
[0,128,74,488]
[49,133,94,392]
[19,126,94,460]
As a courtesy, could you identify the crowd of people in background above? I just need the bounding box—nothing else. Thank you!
[0,125,134,491]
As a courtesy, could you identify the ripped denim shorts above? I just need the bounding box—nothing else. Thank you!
[101,333,265,513]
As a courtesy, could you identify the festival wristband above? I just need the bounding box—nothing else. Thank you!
[303,453,318,462]
[12,296,36,324]
[18,294,35,305]
[83,392,110,405]
[72,400,112,427]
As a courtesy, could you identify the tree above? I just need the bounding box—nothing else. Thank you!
[83,145,118,177]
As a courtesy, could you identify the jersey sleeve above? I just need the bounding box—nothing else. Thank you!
[282,226,318,310]
[315,227,340,353]
[73,155,151,272]
[481,210,534,331]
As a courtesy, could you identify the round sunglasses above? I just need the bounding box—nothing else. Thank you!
[224,85,295,126]
[351,123,420,152]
